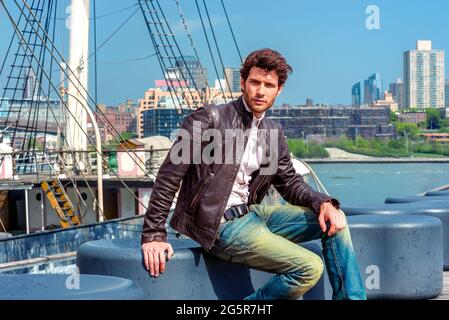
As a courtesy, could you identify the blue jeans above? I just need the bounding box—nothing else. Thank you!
[208,204,366,300]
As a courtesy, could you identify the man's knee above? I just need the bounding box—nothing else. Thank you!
[308,256,324,283]
[292,253,324,283]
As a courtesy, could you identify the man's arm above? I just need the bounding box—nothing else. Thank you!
[272,126,340,215]
[141,106,212,276]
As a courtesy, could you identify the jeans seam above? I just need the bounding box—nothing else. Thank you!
[285,275,307,299]
[330,236,348,299]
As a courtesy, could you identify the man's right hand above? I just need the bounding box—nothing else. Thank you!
[141,241,174,277]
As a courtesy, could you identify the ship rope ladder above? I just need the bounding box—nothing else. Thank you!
[41,179,80,228]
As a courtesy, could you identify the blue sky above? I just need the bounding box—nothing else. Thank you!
[1,0,448,106]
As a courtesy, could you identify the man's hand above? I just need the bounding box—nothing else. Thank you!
[142,241,174,277]
[318,202,346,236]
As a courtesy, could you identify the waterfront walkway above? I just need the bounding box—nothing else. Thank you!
[431,271,449,300]
[305,147,449,163]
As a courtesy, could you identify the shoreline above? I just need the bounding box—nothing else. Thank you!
[305,158,449,163]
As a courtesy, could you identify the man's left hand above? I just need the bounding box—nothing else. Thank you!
[318,202,346,236]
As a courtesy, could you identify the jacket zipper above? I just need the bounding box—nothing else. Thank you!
[251,174,267,204]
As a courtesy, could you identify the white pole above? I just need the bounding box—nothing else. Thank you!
[82,100,104,222]
[25,189,29,234]
[66,92,104,221]
[66,0,90,170]
[40,189,46,231]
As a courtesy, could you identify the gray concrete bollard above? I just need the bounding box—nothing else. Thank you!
[348,214,443,299]
[343,202,449,270]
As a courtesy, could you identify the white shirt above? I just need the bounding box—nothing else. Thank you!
[221,99,265,223]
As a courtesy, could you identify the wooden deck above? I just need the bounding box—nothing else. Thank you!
[431,271,449,300]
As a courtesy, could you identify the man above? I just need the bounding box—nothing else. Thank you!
[141,48,366,300]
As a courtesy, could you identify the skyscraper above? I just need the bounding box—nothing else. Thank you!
[351,82,363,107]
[306,98,314,107]
[23,67,37,100]
[352,73,382,107]
[174,56,208,90]
[364,73,383,104]
[403,40,445,109]
[445,79,449,108]
[223,67,241,93]
[389,79,404,110]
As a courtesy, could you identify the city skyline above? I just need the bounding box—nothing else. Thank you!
[1,0,448,106]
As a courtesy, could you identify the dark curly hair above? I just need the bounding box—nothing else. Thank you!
[240,48,293,87]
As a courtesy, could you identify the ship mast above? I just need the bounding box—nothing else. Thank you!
[63,0,103,220]
[65,0,90,171]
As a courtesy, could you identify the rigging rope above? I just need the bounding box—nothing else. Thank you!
[173,0,209,101]
[202,0,233,100]
[220,0,242,64]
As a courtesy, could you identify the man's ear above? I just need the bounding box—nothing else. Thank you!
[240,78,245,92]
[276,85,284,96]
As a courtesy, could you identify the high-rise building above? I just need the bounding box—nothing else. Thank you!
[352,73,382,107]
[306,98,314,107]
[389,79,404,110]
[445,79,449,108]
[364,73,383,104]
[223,67,241,93]
[351,82,363,107]
[403,40,445,109]
[23,67,37,100]
[173,56,208,90]
[142,108,193,139]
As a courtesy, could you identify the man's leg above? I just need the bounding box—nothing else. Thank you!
[252,204,366,300]
[209,211,324,300]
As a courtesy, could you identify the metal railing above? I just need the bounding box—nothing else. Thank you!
[0,147,171,180]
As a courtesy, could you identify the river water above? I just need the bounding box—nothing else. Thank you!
[309,162,449,207]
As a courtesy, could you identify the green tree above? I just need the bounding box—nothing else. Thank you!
[388,138,405,150]
[425,108,441,130]
[439,118,449,129]
[395,122,419,139]
[390,111,399,123]
[355,136,370,149]
[119,131,137,140]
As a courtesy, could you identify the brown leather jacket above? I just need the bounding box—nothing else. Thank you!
[141,97,339,250]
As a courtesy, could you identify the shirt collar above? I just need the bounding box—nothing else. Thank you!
[242,97,265,123]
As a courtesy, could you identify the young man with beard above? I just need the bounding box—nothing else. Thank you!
[141,48,366,300]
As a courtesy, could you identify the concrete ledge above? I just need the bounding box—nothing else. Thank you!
[0,274,144,300]
[77,238,332,300]
[426,190,449,197]
[385,195,449,204]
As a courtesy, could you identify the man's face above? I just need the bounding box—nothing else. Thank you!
[240,67,283,115]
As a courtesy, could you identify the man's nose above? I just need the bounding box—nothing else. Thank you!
[256,85,266,96]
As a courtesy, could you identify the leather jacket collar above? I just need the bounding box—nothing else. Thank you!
[234,96,253,128]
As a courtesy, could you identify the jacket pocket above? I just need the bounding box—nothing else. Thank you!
[188,171,215,212]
